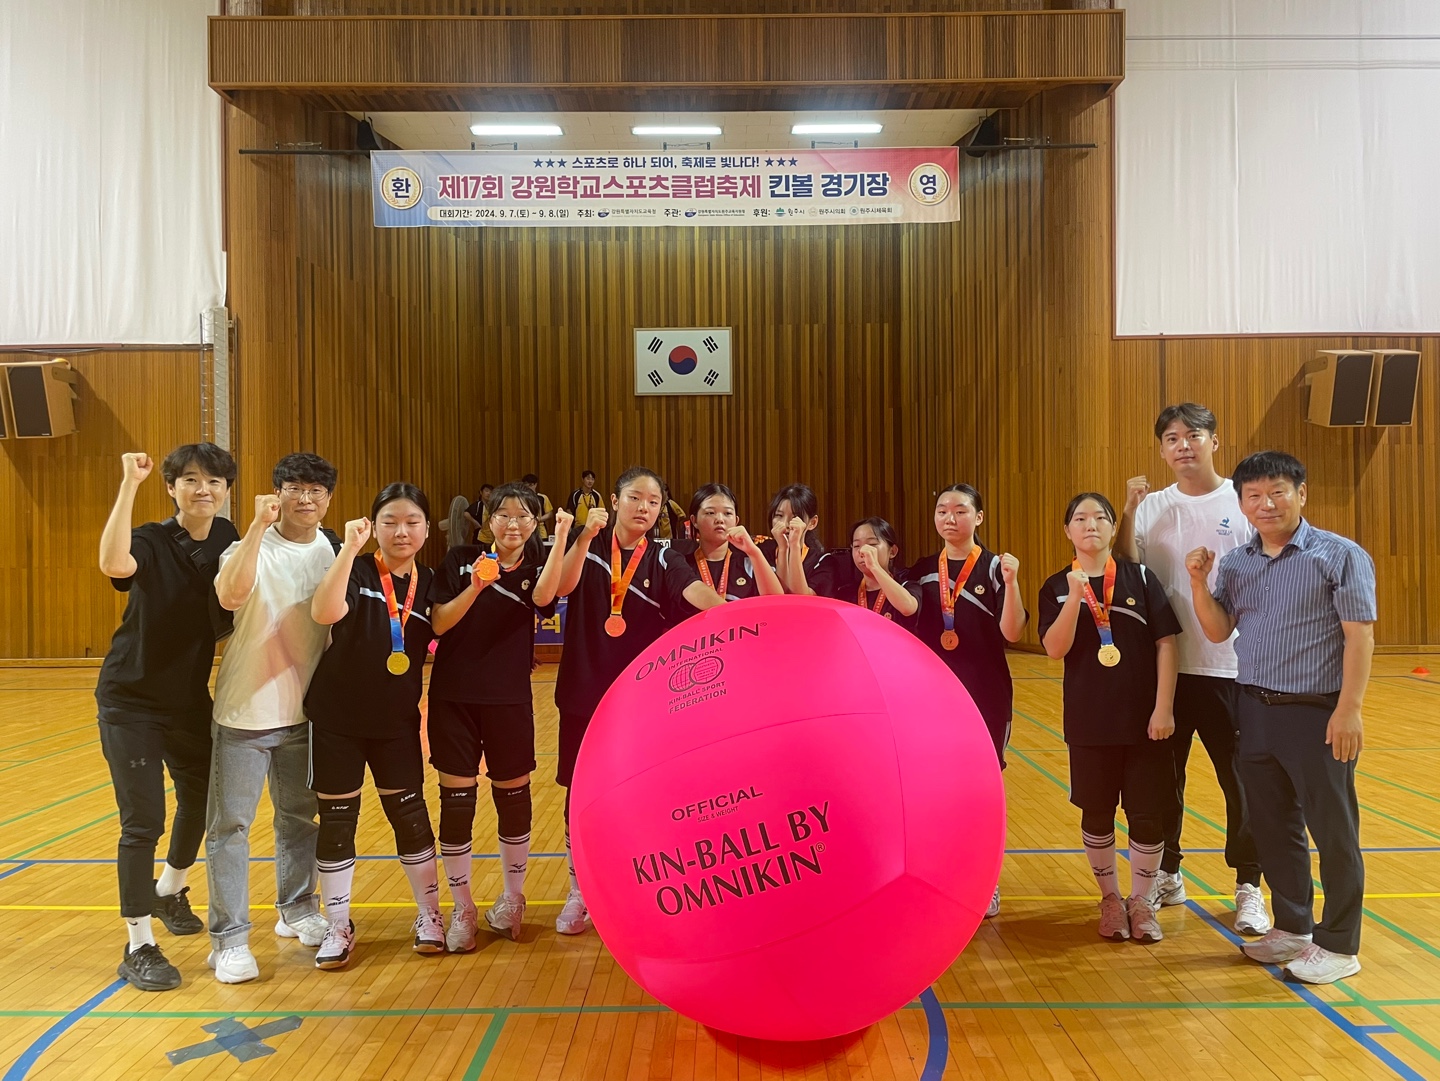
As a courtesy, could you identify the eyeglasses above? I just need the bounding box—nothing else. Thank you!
[491,513,537,527]
[279,486,331,502]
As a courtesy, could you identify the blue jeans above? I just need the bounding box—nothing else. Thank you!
[205,722,319,949]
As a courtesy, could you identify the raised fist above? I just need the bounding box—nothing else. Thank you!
[553,507,574,534]
[999,552,1019,584]
[121,452,154,485]
[253,494,281,526]
[727,525,758,554]
[855,544,880,575]
[1067,567,1090,594]
[1185,546,1216,582]
[584,506,609,535]
[344,517,372,552]
[1125,475,1150,513]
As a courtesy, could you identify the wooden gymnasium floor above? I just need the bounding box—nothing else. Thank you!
[1,655,1438,1081]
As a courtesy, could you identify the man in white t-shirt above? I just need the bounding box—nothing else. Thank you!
[205,453,338,983]
[1115,403,1272,936]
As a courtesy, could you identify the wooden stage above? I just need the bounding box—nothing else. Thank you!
[0,655,1437,1080]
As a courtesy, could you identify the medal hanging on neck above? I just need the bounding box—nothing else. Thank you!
[858,582,887,615]
[376,552,418,675]
[696,546,731,599]
[606,532,647,637]
[937,547,982,651]
[1074,556,1120,667]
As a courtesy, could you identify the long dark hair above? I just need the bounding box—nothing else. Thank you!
[1063,491,1116,525]
[371,482,430,521]
[767,483,818,524]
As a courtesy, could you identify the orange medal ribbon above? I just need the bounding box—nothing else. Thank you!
[606,532,648,637]
[696,546,732,598]
[1073,556,1121,667]
[376,552,419,675]
[858,582,888,615]
[938,546,982,651]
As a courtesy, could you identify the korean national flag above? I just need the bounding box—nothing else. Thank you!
[634,328,732,396]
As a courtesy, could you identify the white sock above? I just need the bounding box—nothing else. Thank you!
[499,832,530,899]
[400,847,441,915]
[566,830,580,894]
[125,916,156,953]
[1129,838,1165,903]
[155,863,188,897]
[1082,830,1119,899]
[319,858,355,927]
[441,843,474,912]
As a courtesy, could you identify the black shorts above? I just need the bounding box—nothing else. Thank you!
[1067,740,1175,818]
[427,699,535,782]
[556,709,595,789]
[309,724,425,794]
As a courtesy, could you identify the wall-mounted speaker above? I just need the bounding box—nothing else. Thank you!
[1306,351,1374,427]
[1367,350,1421,426]
[1,359,79,438]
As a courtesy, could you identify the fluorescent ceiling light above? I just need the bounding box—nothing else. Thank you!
[791,122,884,135]
[632,125,723,136]
[469,123,563,136]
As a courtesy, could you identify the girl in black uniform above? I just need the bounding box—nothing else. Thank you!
[428,483,568,949]
[1037,492,1180,946]
[909,484,1026,918]
[306,483,437,970]
[847,518,918,625]
[552,467,726,935]
[678,483,784,604]
[756,483,850,598]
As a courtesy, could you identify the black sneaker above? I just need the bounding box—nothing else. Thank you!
[118,943,182,991]
[152,883,204,935]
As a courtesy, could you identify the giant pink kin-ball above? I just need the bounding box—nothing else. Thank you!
[569,595,1006,1042]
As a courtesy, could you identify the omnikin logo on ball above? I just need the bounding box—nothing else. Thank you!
[634,622,763,715]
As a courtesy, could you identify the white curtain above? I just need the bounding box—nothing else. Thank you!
[0,0,223,346]
[1115,0,1440,336]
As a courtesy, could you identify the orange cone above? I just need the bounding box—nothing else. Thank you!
[1414,666,1431,677]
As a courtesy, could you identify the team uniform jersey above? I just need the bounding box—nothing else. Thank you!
[854,583,918,630]
[97,517,240,719]
[555,527,701,784]
[756,533,851,598]
[669,539,767,606]
[303,558,434,737]
[908,547,1017,765]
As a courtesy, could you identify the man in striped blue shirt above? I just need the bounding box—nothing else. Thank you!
[1188,451,1375,985]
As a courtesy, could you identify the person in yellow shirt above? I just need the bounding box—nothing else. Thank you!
[521,474,554,541]
[567,470,603,528]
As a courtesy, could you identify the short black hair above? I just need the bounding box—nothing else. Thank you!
[767,483,818,524]
[581,469,595,481]
[688,482,738,519]
[487,481,543,519]
[520,473,539,486]
[1154,402,1218,441]
[161,443,236,486]
[613,466,664,498]
[1064,491,1117,525]
[371,482,430,521]
[850,516,900,550]
[1231,451,1306,494]
[272,452,337,492]
[937,483,984,514]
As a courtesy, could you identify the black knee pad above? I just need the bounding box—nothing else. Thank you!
[317,796,360,866]
[1080,809,1117,838]
[380,789,435,855]
[1126,814,1165,847]
[492,783,532,842]
[438,785,478,846]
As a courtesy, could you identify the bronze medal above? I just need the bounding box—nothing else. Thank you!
[477,556,500,582]
[605,614,627,637]
[941,630,959,651]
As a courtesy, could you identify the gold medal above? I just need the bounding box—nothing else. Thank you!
[387,651,411,675]
[941,630,959,651]
[605,614,627,637]
[1097,644,1121,668]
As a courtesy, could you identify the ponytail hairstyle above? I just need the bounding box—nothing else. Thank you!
[613,466,665,499]
[937,483,984,514]
[371,482,430,521]
[850,516,902,574]
[1063,491,1117,525]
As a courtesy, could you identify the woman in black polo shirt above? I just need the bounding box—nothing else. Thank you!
[97,445,239,992]
[305,483,438,970]
[847,517,917,625]
[675,483,784,604]
[756,483,850,598]
[1038,492,1181,947]
[552,467,727,936]
[427,482,568,950]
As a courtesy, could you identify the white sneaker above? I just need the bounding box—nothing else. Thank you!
[555,889,591,935]
[1127,894,1163,945]
[1241,928,1312,964]
[275,913,328,947]
[1285,943,1361,985]
[315,920,355,971]
[413,909,446,954]
[485,894,526,942]
[1234,883,1272,936]
[1152,870,1187,907]
[445,906,478,954]
[207,945,259,984]
[1097,894,1130,942]
[984,886,1001,919]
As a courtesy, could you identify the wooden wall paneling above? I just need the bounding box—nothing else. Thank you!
[228,1,1054,16]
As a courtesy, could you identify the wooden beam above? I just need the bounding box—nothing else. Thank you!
[208,11,1124,113]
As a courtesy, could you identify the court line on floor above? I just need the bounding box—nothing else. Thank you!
[0,740,98,776]
[0,784,113,831]
[1358,770,1440,805]
[0,723,94,756]
[0,979,126,1081]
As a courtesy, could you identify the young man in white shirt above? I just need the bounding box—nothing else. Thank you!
[1115,403,1271,936]
[205,453,339,983]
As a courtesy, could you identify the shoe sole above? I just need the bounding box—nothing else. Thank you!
[1235,921,1271,936]
[446,939,478,953]
[117,963,182,992]
[1099,929,1130,943]
[1284,961,1361,985]
[414,940,446,954]
[315,954,351,971]
[213,970,258,984]
[1131,930,1163,945]
[555,923,590,936]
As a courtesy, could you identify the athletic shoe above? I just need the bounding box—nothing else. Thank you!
[485,894,526,941]
[315,920,356,971]
[1127,895,1163,945]
[1284,944,1361,985]
[1234,883,1272,936]
[275,913,328,947]
[413,910,446,954]
[555,889,591,936]
[984,886,1001,919]
[207,945,259,984]
[152,882,203,936]
[445,906,478,954]
[1152,870,1187,907]
[1241,928,1312,964]
[1097,894,1130,942]
[117,943,182,992]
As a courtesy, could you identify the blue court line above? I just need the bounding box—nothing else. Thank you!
[1,979,126,1081]
[0,863,34,883]
[918,989,949,1081]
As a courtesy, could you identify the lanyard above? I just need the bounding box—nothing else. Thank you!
[858,582,887,615]
[376,552,418,655]
[938,546,982,634]
[610,532,648,620]
[1074,556,1117,641]
[696,546,732,598]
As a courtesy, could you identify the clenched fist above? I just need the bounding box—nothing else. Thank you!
[553,507,574,534]
[253,494,281,527]
[344,517,372,552]
[121,452,154,486]
[999,552,1019,585]
[583,506,609,535]
[1124,475,1150,513]
[1185,546,1216,583]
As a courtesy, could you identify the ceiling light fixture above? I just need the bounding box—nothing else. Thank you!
[632,125,723,137]
[469,123,563,136]
[791,123,884,135]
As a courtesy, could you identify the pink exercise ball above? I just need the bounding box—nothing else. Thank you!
[569,595,1005,1041]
